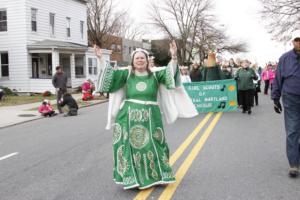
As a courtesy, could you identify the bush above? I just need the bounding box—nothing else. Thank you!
[42,91,52,97]
[1,87,14,95]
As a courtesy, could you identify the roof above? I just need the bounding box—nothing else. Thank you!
[28,40,88,51]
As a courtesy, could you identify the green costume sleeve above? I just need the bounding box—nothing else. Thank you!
[155,62,180,89]
[155,67,175,89]
[96,65,129,93]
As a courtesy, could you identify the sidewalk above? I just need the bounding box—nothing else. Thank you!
[0,93,108,129]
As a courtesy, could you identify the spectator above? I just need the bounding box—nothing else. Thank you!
[59,93,78,117]
[271,30,300,178]
[0,88,4,101]
[52,66,68,113]
[82,79,94,101]
[38,99,56,117]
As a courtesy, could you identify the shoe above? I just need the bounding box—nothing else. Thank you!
[242,110,246,113]
[63,114,69,117]
[288,167,299,178]
[248,110,252,115]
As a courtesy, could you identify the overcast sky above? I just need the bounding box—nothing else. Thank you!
[121,0,290,66]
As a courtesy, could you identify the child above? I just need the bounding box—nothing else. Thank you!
[81,79,94,101]
[38,99,56,117]
[59,93,79,117]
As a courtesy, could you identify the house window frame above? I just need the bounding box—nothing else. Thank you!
[80,21,84,39]
[31,8,37,32]
[66,17,71,38]
[0,9,7,32]
[75,55,85,78]
[49,13,55,37]
[88,57,97,75]
[0,52,9,78]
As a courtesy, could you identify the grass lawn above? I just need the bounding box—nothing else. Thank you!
[0,95,56,107]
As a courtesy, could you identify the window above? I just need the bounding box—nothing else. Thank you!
[31,8,37,32]
[111,44,116,51]
[75,55,85,78]
[80,21,84,39]
[1,52,9,77]
[49,13,55,36]
[0,10,7,32]
[66,17,71,37]
[116,45,121,52]
[88,58,97,75]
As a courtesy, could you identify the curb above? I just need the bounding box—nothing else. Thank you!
[0,99,108,130]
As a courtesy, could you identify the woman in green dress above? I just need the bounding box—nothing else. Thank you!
[94,41,197,189]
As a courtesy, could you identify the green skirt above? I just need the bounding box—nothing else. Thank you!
[112,101,175,189]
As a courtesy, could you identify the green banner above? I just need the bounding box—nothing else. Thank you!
[183,79,238,113]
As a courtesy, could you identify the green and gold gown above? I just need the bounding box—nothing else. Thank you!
[98,65,178,189]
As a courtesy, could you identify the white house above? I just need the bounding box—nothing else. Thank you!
[0,0,110,93]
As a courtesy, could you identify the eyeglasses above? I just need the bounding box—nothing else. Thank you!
[294,38,300,42]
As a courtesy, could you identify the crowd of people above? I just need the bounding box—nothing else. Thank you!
[178,54,278,114]
[38,29,300,189]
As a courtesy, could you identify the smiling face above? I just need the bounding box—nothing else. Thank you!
[132,51,148,72]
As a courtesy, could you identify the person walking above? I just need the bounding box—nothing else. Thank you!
[94,41,198,189]
[271,30,300,178]
[235,59,258,114]
[262,63,275,95]
[252,64,261,106]
[52,66,68,113]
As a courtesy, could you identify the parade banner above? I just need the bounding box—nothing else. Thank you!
[183,79,238,113]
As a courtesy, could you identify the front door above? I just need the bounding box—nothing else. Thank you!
[32,58,39,78]
[59,54,71,87]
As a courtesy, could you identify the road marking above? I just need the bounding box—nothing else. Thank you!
[0,152,19,161]
[133,112,213,200]
[158,112,222,200]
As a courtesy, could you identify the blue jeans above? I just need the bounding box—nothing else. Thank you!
[282,93,300,167]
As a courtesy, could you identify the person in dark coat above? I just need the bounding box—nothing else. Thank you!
[59,93,78,117]
[271,30,300,177]
[190,63,202,82]
[52,66,68,113]
[234,59,258,114]
[201,52,224,81]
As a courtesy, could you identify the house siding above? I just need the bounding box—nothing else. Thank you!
[26,0,87,45]
[0,0,29,92]
[0,0,92,93]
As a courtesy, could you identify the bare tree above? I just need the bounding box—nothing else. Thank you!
[117,17,146,41]
[149,0,212,63]
[260,0,300,42]
[149,0,247,64]
[87,0,127,47]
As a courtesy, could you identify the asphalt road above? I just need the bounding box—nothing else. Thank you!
[0,93,299,200]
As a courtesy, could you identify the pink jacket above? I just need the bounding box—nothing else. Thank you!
[82,82,92,93]
[262,69,275,81]
[38,104,54,114]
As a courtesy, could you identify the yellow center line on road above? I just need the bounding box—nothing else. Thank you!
[158,112,223,200]
[133,112,214,200]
